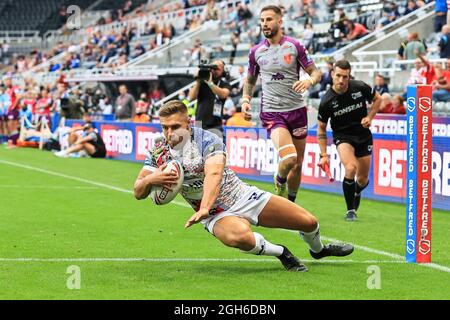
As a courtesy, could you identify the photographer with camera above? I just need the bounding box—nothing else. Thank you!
[188,59,231,135]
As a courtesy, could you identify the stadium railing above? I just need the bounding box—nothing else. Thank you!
[353,8,436,63]
[122,20,221,69]
[43,0,232,46]
[311,1,436,62]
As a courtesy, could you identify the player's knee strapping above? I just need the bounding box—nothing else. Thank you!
[240,232,283,256]
[278,144,297,163]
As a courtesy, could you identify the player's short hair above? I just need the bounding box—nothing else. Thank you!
[333,60,352,71]
[159,100,188,118]
[260,5,282,16]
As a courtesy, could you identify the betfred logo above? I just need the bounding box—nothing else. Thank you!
[419,97,432,113]
[407,97,415,112]
[226,128,277,175]
[135,126,164,161]
[101,125,133,156]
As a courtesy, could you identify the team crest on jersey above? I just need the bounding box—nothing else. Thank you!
[283,54,292,64]
[351,92,363,100]
[332,100,339,108]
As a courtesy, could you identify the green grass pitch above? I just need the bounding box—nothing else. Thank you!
[0,147,449,300]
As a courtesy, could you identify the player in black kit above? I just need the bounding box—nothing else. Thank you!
[317,60,381,221]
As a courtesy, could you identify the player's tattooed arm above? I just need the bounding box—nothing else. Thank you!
[242,74,257,99]
[305,64,322,86]
[316,120,329,157]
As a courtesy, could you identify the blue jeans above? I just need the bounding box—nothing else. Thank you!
[433,90,450,102]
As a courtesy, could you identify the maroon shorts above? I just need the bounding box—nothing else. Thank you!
[260,107,308,139]
[7,109,19,121]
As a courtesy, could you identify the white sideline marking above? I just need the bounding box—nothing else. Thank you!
[0,185,99,190]
[0,258,411,264]
[1,159,449,274]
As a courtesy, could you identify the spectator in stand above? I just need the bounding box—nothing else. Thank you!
[115,84,136,121]
[133,42,146,59]
[435,0,448,33]
[185,38,207,66]
[378,93,394,113]
[373,74,389,95]
[133,93,150,123]
[58,5,68,25]
[309,61,333,99]
[230,30,240,65]
[344,20,369,41]
[303,23,315,53]
[149,85,164,104]
[392,95,406,114]
[304,6,319,25]
[202,0,220,22]
[404,32,426,67]
[237,2,253,32]
[407,54,436,87]
[432,59,450,101]
[404,0,419,15]
[226,106,253,127]
[378,93,406,114]
[439,25,450,59]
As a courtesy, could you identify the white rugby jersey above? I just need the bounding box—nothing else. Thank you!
[143,127,251,215]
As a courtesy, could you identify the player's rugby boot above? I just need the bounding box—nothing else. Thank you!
[277,245,308,272]
[345,210,358,222]
[310,243,354,260]
[273,173,287,198]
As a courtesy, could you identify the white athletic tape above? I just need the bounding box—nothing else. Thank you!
[278,144,296,152]
[279,153,297,162]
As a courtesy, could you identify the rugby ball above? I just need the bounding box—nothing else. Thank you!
[149,160,184,205]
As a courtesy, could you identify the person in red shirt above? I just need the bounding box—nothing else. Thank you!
[432,59,450,101]
[392,95,406,114]
[344,20,369,41]
[378,93,394,113]
[35,89,53,130]
[4,77,22,142]
[22,90,37,116]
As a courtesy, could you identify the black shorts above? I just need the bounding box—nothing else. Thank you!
[91,147,106,158]
[333,134,373,158]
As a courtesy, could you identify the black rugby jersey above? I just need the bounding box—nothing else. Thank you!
[318,80,375,137]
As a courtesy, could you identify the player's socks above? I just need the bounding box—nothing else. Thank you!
[274,173,287,197]
[300,223,324,253]
[354,180,369,211]
[343,177,356,211]
[276,174,287,185]
[240,232,284,256]
[287,188,298,203]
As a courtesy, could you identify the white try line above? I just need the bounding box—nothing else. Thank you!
[1,159,449,274]
[0,257,411,264]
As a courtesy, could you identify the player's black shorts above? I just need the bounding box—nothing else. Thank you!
[333,134,373,158]
[91,147,106,158]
